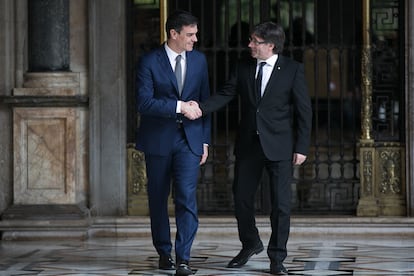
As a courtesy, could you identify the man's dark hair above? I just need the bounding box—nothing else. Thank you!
[252,21,285,54]
[166,10,198,39]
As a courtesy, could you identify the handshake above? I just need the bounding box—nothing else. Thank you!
[181,100,203,120]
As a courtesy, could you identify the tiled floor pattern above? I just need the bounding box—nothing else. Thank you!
[0,235,413,275]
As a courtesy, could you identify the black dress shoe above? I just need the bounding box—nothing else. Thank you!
[270,263,288,275]
[227,242,264,268]
[176,260,193,275]
[158,254,176,270]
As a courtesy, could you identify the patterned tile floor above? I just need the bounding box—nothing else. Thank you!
[0,232,413,275]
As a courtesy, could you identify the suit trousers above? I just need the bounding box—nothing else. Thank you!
[145,127,200,262]
[233,135,292,264]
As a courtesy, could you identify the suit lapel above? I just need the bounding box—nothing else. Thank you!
[157,46,180,96]
[261,56,284,99]
[181,51,191,98]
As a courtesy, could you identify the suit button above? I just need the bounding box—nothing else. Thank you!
[256,130,259,135]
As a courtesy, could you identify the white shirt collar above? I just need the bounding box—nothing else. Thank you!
[257,54,278,67]
[165,43,186,63]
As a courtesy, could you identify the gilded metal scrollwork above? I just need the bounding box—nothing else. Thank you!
[130,150,147,195]
[360,0,372,141]
[362,150,373,195]
[379,150,401,194]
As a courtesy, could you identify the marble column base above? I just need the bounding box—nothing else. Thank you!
[357,197,379,216]
[11,72,87,206]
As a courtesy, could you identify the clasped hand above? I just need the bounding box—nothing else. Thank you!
[181,100,202,120]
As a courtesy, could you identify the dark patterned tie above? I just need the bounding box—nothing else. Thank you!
[175,55,183,95]
[256,61,266,100]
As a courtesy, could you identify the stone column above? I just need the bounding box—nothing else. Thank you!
[89,0,127,216]
[28,0,69,72]
[0,0,17,214]
[407,0,414,216]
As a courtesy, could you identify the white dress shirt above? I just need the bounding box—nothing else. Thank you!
[256,54,278,97]
[165,43,186,113]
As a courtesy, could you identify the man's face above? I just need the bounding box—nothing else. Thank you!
[248,34,275,60]
[169,24,198,52]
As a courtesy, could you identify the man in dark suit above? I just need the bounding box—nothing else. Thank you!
[135,10,210,276]
[188,21,312,275]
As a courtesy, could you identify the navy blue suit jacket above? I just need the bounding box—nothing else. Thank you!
[135,45,211,156]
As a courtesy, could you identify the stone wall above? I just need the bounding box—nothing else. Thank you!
[0,0,127,217]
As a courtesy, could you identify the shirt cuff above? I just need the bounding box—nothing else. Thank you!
[176,101,182,113]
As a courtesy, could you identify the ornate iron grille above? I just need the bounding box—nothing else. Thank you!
[288,0,362,214]
[371,0,404,141]
[166,0,363,215]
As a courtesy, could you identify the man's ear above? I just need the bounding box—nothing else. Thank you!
[170,29,179,40]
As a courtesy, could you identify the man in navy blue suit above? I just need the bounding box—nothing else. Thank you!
[135,10,210,276]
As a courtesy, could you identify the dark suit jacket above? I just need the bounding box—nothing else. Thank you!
[200,56,312,161]
[135,45,211,156]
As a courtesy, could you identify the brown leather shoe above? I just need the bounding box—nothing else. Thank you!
[227,242,264,268]
[158,254,175,270]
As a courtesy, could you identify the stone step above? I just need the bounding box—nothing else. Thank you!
[88,216,414,238]
[1,216,414,240]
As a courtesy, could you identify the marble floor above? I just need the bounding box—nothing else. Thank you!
[1,217,414,275]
